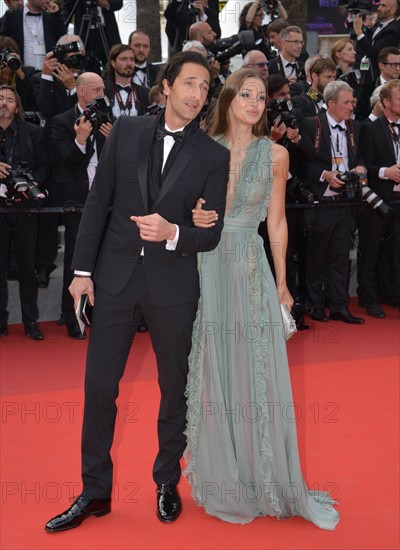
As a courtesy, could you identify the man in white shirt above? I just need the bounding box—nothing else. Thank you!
[268,25,305,83]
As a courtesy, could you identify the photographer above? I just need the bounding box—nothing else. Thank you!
[0,85,49,339]
[0,36,37,111]
[51,72,112,338]
[358,80,400,316]
[0,0,66,70]
[301,80,366,324]
[268,25,305,83]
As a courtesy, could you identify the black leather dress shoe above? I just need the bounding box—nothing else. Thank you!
[366,304,385,318]
[45,493,111,532]
[0,323,8,336]
[36,268,50,288]
[24,322,44,340]
[310,308,328,322]
[330,309,365,324]
[67,324,86,339]
[156,484,181,523]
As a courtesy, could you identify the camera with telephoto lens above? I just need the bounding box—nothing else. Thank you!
[338,69,361,88]
[144,103,166,117]
[82,96,113,128]
[0,49,21,71]
[4,162,47,203]
[52,41,86,70]
[339,0,377,15]
[267,98,299,129]
[357,172,394,218]
[211,30,258,63]
[329,171,361,200]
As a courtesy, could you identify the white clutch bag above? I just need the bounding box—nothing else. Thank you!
[280,303,297,341]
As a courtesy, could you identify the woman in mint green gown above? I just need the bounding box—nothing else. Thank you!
[183,69,340,530]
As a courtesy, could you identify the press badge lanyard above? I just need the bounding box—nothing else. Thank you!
[114,84,138,116]
[387,119,400,164]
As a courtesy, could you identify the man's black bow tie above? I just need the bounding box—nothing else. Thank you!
[134,66,147,73]
[286,62,298,69]
[156,126,185,142]
[332,124,346,131]
[26,11,42,16]
[116,84,131,93]
[391,122,400,128]
[374,21,383,30]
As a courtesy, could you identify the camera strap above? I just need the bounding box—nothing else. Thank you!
[114,84,138,115]
[386,118,400,162]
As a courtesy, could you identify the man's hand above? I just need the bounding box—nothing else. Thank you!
[74,116,93,145]
[270,118,287,142]
[69,277,95,311]
[384,164,400,183]
[209,58,220,79]
[323,170,344,189]
[130,213,176,242]
[0,162,11,180]
[52,64,76,90]
[42,0,59,12]
[99,122,113,138]
[98,0,110,8]
[353,14,364,37]
[192,197,218,228]
[42,52,59,75]
[286,127,300,142]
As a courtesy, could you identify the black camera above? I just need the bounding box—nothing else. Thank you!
[4,162,46,203]
[356,173,394,218]
[24,111,46,127]
[144,103,166,117]
[84,0,99,12]
[212,30,258,63]
[82,96,113,127]
[267,98,299,129]
[52,41,86,69]
[329,171,361,200]
[0,49,21,71]
[339,0,377,15]
[286,176,315,205]
[338,69,361,88]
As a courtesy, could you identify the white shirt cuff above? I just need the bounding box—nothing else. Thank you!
[42,74,54,81]
[74,271,91,276]
[75,138,86,153]
[379,167,388,179]
[166,224,179,250]
[320,170,327,182]
[357,33,365,41]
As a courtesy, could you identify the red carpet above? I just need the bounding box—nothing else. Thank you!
[1,302,399,550]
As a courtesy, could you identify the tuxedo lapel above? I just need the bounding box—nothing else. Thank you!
[379,116,396,164]
[137,115,160,213]
[320,114,331,159]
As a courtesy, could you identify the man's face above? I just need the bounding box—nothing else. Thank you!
[111,50,135,78]
[5,0,24,10]
[377,0,398,21]
[313,69,336,94]
[383,87,400,117]
[129,33,150,65]
[281,32,303,60]
[328,90,354,121]
[200,23,217,47]
[78,76,105,108]
[268,31,282,51]
[245,53,269,80]
[0,89,18,123]
[271,83,291,100]
[163,62,210,127]
[379,53,400,80]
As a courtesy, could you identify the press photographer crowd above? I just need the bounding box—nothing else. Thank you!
[0,0,399,341]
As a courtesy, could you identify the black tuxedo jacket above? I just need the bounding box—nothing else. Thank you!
[10,120,49,187]
[134,63,162,89]
[360,114,400,201]
[31,72,77,118]
[355,20,400,82]
[51,107,106,205]
[301,113,363,201]
[103,80,149,116]
[61,0,122,47]
[292,92,322,118]
[0,8,66,63]
[71,115,230,305]
[268,55,305,80]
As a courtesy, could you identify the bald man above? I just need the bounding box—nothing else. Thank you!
[243,50,269,81]
[188,21,217,49]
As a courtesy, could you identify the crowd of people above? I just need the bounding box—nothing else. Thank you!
[0,0,398,339]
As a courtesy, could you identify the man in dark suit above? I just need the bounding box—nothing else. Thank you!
[0,85,49,339]
[292,58,336,117]
[44,51,229,532]
[165,0,221,54]
[0,0,66,70]
[103,44,149,118]
[301,80,366,324]
[128,29,162,89]
[268,25,305,83]
[51,72,112,339]
[61,0,122,73]
[358,80,400,316]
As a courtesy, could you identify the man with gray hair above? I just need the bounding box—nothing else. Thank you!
[268,25,305,82]
[300,80,366,324]
[243,49,269,81]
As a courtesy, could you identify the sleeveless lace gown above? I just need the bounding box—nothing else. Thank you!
[183,137,340,529]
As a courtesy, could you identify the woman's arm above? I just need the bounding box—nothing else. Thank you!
[267,143,293,308]
[245,0,261,29]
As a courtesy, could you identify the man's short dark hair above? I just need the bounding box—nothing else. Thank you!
[378,46,400,65]
[310,58,337,76]
[266,18,289,36]
[107,44,134,82]
[157,51,212,94]
[128,29,151,44]
[267,74,290,97]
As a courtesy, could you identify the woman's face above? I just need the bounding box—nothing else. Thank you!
[252,8,264,29]
[229,77,266,127]
[337,41,356,65]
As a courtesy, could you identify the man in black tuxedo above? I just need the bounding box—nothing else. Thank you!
[268,25,305,83]
[292,58,336,117]
[103,44,149,118]
[0,0,66,70]
[128,29,162,89]
[358,80,400,316]
[0,85,49,339]
[61,0,122,73]
[45,51,229,532]
[301,81,366,324]
[51,72,112,339]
